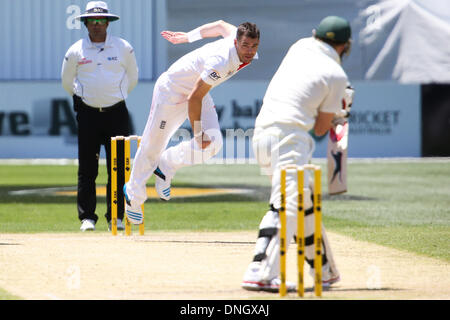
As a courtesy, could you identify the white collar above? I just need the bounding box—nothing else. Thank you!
[85,33,112,49]
[312,37,341,64]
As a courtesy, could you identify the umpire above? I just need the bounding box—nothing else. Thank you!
[61,1,138,231]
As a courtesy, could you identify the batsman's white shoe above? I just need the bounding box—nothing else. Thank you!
[80,219,95,231]
[154,167,171,201]
[310,267,341,287]
[241,262,296,293]
[123,183,143,225]
[241,261,261,289]
[242,278,296,293]
[323,275,341,287]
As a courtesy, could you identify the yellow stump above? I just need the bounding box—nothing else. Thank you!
[111,135,145,236]
[111,138,118,236]
[279,164,322,298]
[314,168,322,297]
[124,137,132,236]
[137,137,145,235]
[297,169,305,297]
[279,168,287,297]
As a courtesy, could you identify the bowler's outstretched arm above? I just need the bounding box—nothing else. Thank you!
[161,20,236,44]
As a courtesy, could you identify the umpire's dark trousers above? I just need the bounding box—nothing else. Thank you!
[73,95,130,224]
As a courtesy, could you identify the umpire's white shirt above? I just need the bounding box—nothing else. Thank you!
[160,28,257,104]
[61,34,138,108]
[255,37,348,131]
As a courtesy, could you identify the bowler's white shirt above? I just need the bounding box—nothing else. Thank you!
[61,34,138,108]
[160,28,257,104]
[255,37,348,131]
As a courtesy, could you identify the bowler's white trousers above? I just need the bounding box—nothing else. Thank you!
[125,73,223,207]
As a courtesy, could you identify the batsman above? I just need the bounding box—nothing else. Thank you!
[242,16,354,292]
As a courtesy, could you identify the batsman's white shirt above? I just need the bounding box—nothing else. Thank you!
[249,37,346,283]
[61,34,138,108]
[255,37,347,131]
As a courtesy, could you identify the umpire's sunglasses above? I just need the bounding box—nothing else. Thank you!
[86,18,108,25]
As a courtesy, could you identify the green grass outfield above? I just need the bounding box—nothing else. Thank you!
[1,159,449,264]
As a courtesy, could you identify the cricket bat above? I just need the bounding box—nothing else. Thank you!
[327,120,348,195]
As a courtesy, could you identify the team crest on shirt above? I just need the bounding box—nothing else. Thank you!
[208,70,221,81]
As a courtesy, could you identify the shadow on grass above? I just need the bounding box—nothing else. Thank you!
[324,194,377,201]
[321,286,406,293]
[0,185,268,204]
[137,239,255,245]
[0,185,377,204]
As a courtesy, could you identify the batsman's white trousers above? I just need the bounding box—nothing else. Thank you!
[250,124,339,282]
[253,124,315,211]
[126,73,223,207]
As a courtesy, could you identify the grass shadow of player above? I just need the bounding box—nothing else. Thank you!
[318,286,406,293]
[325,194,377,201]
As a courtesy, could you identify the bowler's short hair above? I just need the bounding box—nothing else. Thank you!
[237,22,260,40]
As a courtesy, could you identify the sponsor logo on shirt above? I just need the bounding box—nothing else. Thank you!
[78,58,93,65]
[107,57,118,61]
[208,70,221,81]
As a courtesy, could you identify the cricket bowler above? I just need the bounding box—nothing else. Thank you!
[122,20,260,223]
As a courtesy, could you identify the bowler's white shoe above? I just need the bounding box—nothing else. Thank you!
[116,219,125,230]
[154,167,171,201]
[123,183,143,225]
[108,219,125,231]
[80,219,95,231]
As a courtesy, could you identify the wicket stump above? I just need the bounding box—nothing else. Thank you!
[279,164,322,297]
[111,135,145,236]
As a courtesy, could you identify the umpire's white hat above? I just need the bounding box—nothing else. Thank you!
[76,1,120,22]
